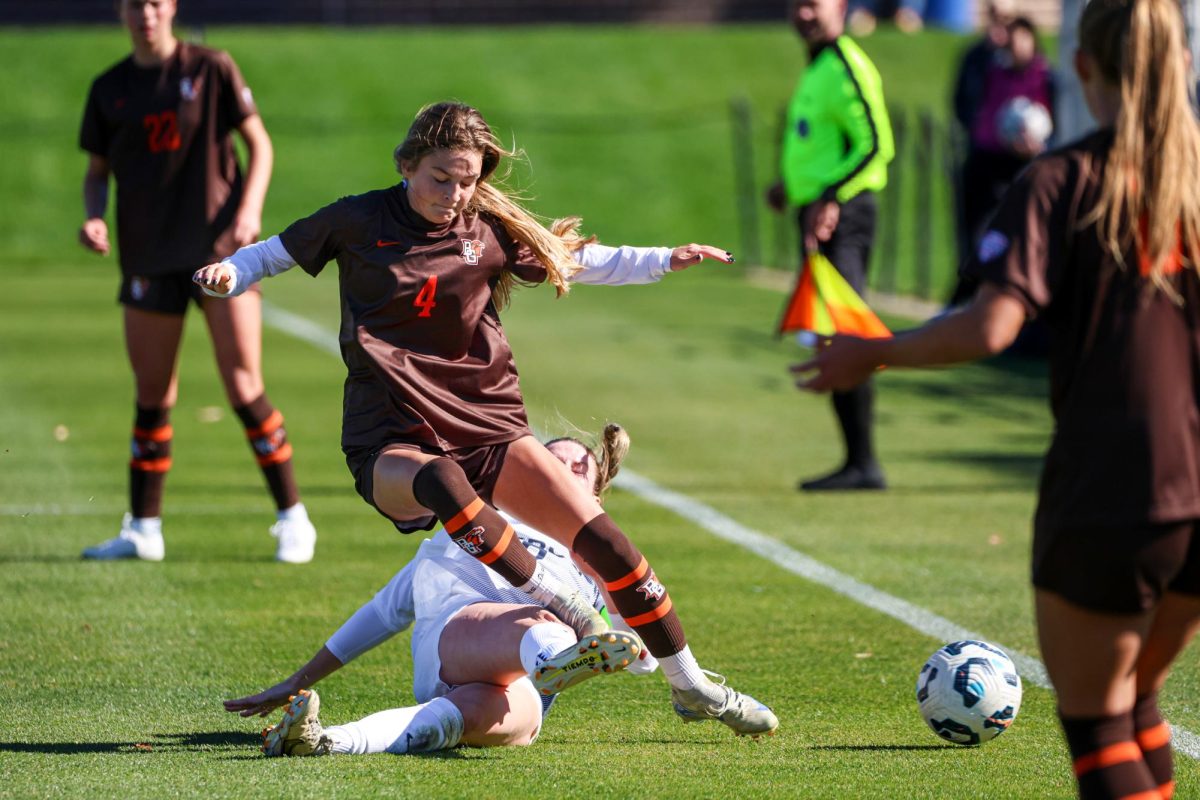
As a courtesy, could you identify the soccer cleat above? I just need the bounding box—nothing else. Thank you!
[531,630,644,696]
[81,514,164,561]
[671,671,779,738]
[545,590,610,639]
[798,464,886,492]
[262,689,331,757]
[271,515,317,564]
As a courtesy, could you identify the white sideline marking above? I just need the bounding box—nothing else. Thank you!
[261,301,1200,761]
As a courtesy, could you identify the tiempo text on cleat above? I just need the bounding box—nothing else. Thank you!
[531,630,643,695]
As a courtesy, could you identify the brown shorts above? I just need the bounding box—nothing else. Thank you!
[1032,520,1200,613]
[349,440,512,534]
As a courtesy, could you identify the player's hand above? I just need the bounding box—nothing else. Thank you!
[790,334,880,392]
[223,681,299,718]
[214,211,262,257]
[765,181,787,212]
[669,244,735,271]
[803,201,840,253]
[192,262,236,296]
[79,218,110,256]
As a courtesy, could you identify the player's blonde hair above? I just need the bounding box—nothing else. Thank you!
[1080,0,1200,293]
[546,423,631,501]
[393,102,593,308]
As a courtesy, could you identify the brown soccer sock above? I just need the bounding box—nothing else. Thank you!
[572,513,687,657]
[234,395,300,511]
[1134,693,1175,799]
[411,458,536,587]
[1059,711,1160,799]
[130,405,171,518]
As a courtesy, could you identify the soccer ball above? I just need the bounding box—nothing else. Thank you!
[997,97,1053,149]
[916,640,1022,746]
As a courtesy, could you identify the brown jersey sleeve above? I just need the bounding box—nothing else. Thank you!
[961,156,1071,317]
[278,197,363,276]
[490,219,548,284]
[213,50,257,130]
[79,79,109,157]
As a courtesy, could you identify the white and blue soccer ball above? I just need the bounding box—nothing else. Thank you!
[916,640,1022,746]
[997,96,1053,149]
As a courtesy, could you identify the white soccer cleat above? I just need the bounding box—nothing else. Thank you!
[531,630,643,695]
[545,590,610,639]
[271,515,316,564]
[262,689,331,757]
[671,671,779,738]
[81,514,164,561]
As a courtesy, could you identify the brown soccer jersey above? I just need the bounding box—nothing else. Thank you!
[963,129,1200,532]
[79,43,257,276]
[279,184,548,460]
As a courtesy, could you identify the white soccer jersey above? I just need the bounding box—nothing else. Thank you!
[325,515,604,669]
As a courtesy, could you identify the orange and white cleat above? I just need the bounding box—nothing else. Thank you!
[261,689,331,757]
[531,630,643,695]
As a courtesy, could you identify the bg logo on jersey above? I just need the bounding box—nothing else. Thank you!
[460,239,485,265]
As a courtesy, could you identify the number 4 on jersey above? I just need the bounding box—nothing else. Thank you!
[414,275,438,318]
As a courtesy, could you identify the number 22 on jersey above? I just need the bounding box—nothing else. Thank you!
[414,275,438,318]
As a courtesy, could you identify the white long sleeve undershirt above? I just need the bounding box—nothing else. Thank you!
[204,237,673,298]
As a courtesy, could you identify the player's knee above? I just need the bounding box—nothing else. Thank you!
[412,457,474,511]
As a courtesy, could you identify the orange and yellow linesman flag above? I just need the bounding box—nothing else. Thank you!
[776,253,891,340]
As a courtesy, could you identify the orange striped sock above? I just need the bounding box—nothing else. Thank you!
[411,458,536,587]
[235,395,300,510]
[574,513,687,657]
[1060,711,1160,799]
[129,405,171,518]
[1133,693,1174,799]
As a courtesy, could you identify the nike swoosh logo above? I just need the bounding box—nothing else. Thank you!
[376,239,404,247]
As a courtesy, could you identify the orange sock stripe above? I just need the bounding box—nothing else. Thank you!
[244,410,284,439]
[1073,741,1143,777]
[445,497,485,534]
[1160,780,1176,799]
[133,425,173,442]
[1136,722,1171,752]
[478,524,515,565]
[622,596,673,628]
[130,457,172,473]
[255,442,293,467]
[605,557,650,592]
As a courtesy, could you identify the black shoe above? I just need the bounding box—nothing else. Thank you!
[798,465,887,492]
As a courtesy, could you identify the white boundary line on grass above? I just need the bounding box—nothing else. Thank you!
[261,301,1200,760]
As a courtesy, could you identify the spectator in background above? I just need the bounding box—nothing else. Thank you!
[948,15,1056,308]
[847,0,926,36]
[767,0,894,491]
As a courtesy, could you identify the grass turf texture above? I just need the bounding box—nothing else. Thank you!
[1,23,1196,800]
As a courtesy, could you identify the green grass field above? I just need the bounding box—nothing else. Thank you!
[1,23,1197,799]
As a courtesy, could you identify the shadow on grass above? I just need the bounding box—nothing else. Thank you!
[0,730,260,755]
[808,744,958,751]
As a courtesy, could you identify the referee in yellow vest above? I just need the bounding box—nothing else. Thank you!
[769,0,894,491]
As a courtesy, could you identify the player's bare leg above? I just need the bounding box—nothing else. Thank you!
[203,288,315,563]
[1036,589,1160,797]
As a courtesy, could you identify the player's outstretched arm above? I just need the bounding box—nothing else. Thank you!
[192,235,298,297]
[223,645,344,718]
[571,242,734,286]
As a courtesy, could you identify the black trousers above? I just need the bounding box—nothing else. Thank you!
[798,192,880,470]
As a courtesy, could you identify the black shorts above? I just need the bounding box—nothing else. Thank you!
[1032,520,1200,613]
[349,440,513,534]
[118,272,207,315]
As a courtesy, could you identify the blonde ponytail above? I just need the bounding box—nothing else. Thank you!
[1082,0,1200,292]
